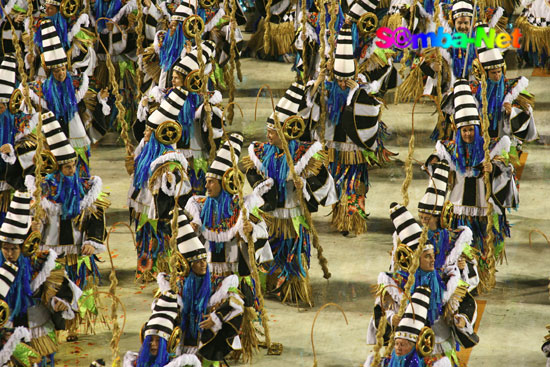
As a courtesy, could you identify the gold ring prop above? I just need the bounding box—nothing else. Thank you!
[357,12,378,35]
[156,120,182,145]
[394,243,414,272]
[222,167,245,195]
[8,89,23,114]
[0,300,9,327]
[183,15,205,39]
[184,69,204,93]
[60,0,80,18]
[416,326,435,357]
[168,327,182,353]
[282,115,306,140]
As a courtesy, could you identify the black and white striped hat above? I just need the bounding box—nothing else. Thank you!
[147,87,188,130]
[453,79,480,129]
[171,2,195,22]
[42,111,77,164]
[342,88,382,151]
[0,56,17,103]
[477,47,505,71]
[176,209,207,262]
[0,261,17,301]
[348,0,379,22]
[173,41,216,76]
[452,0,473,19]
[266,82,306,130]
[206,133,244,180]
[44,0,62,6]
[395,286,431,342]
[390,202,433,251]
[0,191,32,245]
[39,20,68,70]
[144,291,180,340]
[333,23,355,80]
[418,161,450,215]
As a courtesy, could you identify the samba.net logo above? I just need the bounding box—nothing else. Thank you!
[375,27,523,49]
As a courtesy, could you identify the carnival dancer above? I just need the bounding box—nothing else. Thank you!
[128,85,192,281]
[0,55,39,225]
[27,26,109,177]
[35,111,109,342]
[185,132,273,361]
[176,210,244,365]
[0,189,81,364]
[242,81,337,306]
[426,78,519,288]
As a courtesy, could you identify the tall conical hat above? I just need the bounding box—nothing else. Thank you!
[42,111,77,164]
[0,56,17,103]
[418,161,450,215]
[395,286,432,342]
[0,191,32,245]
[206,133,244,180]
[453,79,480,129]
[266,82,306,130]
[40,20,68,70]
[176,209,206,262]
[333,23,355,80]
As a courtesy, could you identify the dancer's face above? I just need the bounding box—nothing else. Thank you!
[52,66,67,82]
[419,249,435,272]
[61,160,77,177]
[45,4,58,16]
[169,20,178,36]
[488,67,502,82]
[460,125,476,144]
[172,72,184,88]
[418,212,438,231]
[266,128,282,148]
[191,258,207,276]
[149,335,160,356]
[205,178,221,198]
[394,338,414,356]
[0,103,6,115]
[337,79,347,90]
[455,16,471,34]
[1,243,21,263]
[144,127,153,143]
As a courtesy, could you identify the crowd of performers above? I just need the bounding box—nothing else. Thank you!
[0,0,544,364]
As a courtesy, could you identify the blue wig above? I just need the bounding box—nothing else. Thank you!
[133,133,170,190]
[180,268,211,340]
[326,80,350,125]
[136,335,170,367]
[46,171,86,220]
[177,92,201,144]
[414,268,446,325]
[159,24,186,71]
[261,140,298,205]
[385,348,426,367]
[454,125,485,175]
[95,0,123,33]
[0,252,34,320]
[478,76,505,133]
[42,73,79,127]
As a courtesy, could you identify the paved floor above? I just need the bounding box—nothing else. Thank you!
[55,59,550,367]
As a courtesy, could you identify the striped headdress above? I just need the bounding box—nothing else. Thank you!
[394,286,431,342]
[333,23,355,80]
[176,209,207,262]
[143,291,180,340]
[39,20,68,70]
[266,82,306,130]
[390,202,433,251]
[452,0,473,19]
[0,191,32,245]
[453,79,480,129]
[147,87,188,129]
[0,55,17,103]
[42,111,77,164]
[171,1,196,22]
[348,0,379,22]
[172,41,216,76]
[418,161,450,215]
[206,133,244,180]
